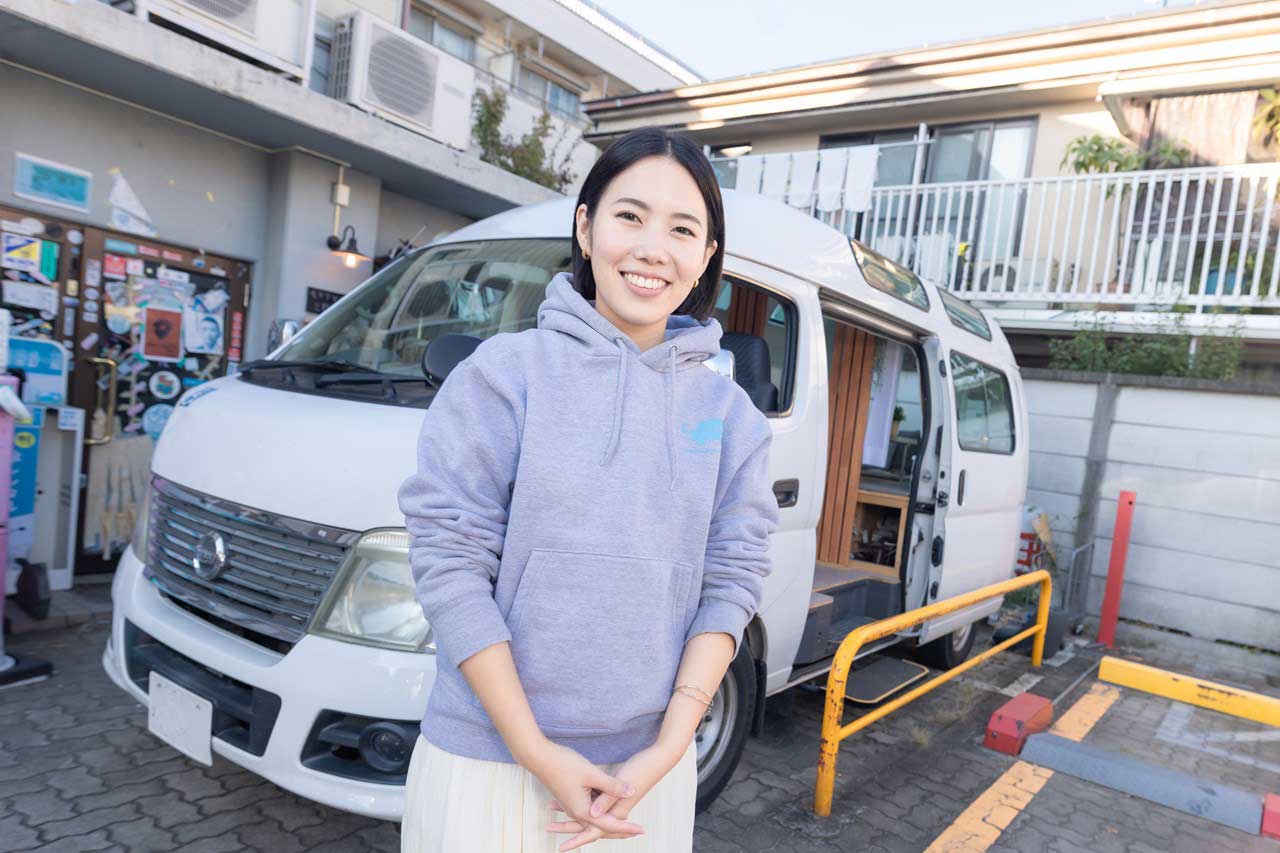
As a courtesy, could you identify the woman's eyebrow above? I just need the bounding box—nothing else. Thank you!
[612,196,703,228]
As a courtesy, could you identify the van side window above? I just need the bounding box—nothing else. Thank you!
[710,278,796,415]
[950,352,1014,454]
[860,337,922,488]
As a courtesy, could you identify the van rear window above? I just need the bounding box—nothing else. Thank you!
[850,240,930,311]
[939,290,992,340]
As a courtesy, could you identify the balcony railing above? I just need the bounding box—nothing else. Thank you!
[719,151,1280,308]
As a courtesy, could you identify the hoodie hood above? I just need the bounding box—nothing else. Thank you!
[536,271,722,488]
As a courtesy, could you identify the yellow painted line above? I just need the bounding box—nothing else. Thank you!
[1099,656,1280,728]
[924,683,1120,852]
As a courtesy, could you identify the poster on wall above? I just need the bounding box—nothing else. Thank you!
[182,309,224,355]
[140,307,183,362]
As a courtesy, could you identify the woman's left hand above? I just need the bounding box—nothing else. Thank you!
[546,740,683,851]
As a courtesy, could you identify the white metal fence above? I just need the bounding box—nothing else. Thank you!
[721,151,1280,308]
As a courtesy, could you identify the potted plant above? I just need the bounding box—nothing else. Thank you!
[891,405,905,440]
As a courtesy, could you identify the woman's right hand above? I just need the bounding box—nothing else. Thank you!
[523,738,645,841]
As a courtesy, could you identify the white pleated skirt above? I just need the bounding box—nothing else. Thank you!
[400,733,698,853]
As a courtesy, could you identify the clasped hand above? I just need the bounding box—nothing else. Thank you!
[529,739,681,851]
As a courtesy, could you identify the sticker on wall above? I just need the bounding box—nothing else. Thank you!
[84,258,102,288]
[126,258,145,276]
[67,229,83,246]
[39,241,59,281]
[1,233,41,275]
[103,280,127,306]
[107,169,158,238]
[105,311,132,336]
[104,238,137,255]
[67,280,80,298]
[156,265,190,284]
[80,332,99,351]
[140,307,183,362]
[103,254,127,280]
[3,280,59,314]
[14,153,92,214]
[61,306,75,337]
[141,404,174,440]
[1,219,40,236]
[181,376,206,387]
[84,287,98,301]
[162,250,184,263]
[149,370,181,399]
[137,245,160,258]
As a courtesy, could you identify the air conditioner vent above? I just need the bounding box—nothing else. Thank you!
[366,34,437,123]
[181,0,257,31]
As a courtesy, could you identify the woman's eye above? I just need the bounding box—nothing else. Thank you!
[618,211,640,222]
[674,226,695,237]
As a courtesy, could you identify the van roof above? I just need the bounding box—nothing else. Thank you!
[431,189,1016,366]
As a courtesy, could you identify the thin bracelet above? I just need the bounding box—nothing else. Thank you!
[675,683,714,701]
[672,686,712,708]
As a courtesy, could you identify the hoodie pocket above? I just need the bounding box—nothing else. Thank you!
[483,547,695,736]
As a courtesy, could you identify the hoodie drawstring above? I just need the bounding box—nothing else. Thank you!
[600,337,629,466]
[599,338,680,492]
[666,344,677,490]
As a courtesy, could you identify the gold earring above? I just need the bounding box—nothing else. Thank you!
[583,251,590,260]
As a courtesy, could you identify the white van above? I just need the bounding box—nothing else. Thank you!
[102,189,1028,819]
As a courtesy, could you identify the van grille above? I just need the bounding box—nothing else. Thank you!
[144,476,361,648]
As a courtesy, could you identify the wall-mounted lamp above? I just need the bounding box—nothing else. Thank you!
[327,224,369,269]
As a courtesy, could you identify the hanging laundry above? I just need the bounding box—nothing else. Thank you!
[816,148,850,213]
[786,151,820,209]
[733,154,764,194]
[760,154,790,203]
[844,145,880,213]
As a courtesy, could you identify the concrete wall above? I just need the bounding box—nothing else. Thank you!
[0,64,270,262]
[1022,369,1280,653]
[375,189,472,256]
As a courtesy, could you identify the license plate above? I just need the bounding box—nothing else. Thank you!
[147,671,213,766]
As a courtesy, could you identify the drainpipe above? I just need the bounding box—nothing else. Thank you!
[902,123,929,265]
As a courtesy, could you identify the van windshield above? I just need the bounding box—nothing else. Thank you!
[274,239,572,377]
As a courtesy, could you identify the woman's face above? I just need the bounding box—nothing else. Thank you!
[575,156,717,348]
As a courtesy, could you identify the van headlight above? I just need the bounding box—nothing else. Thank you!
[311,528,434,653]
[130,484,153,559]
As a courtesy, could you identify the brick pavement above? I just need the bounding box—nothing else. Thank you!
[3,620,1279,851]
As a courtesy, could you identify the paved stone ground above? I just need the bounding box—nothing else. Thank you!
[3,619,1279,852]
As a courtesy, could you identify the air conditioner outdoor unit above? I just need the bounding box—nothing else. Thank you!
[139,0,316,80]
[329,11,475,151]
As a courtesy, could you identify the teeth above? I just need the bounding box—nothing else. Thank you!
[623,272,667,290]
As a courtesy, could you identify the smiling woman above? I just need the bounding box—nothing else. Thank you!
[398,127,777,853]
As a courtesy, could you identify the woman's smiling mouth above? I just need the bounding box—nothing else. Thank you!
[621,271,670,294]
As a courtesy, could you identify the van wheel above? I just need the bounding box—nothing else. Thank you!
[694,646,756,813]
[916,621,977,669]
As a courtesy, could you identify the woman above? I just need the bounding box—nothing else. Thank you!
[397,127,780,851]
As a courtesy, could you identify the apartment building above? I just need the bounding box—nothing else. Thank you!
[585,0,1280,378]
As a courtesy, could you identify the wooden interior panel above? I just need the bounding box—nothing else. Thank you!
[816,323,876,566]
[728,286,769,336]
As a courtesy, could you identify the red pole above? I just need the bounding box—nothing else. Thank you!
[1097,490,1137,649]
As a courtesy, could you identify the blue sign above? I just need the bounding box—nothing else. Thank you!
[104,238,138,256]
[13,153,92,213]
[11,407,44,518]
[7,338,69,406]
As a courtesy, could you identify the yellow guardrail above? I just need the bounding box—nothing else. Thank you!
[814,569,1052,816]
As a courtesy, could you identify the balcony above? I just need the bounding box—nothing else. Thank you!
[718,149,1280,312]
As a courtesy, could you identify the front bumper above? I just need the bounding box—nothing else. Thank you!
[102,544,436,821]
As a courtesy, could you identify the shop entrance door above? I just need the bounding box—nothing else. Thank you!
[70,228,252,575]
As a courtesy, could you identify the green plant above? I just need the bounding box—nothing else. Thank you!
[471,87,576,192]
[1253,87,1280,149]
[1048,312,1245,380]
[892,405,906,423]
[1060,134,1148,175]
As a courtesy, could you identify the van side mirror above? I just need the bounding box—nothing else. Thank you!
[703,348,735,381]
[422,334,483,387]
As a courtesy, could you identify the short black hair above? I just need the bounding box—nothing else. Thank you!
[570,127,725,322]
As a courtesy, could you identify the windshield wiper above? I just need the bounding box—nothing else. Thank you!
[239,358,363,375]
[313,371,429,399]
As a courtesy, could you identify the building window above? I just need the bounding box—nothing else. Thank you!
[518,65,581,117]
[310,15,334,95]
[406,6,476,63]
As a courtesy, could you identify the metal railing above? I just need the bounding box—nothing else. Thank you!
[814,569,1052,817]
[718,147,1280,309]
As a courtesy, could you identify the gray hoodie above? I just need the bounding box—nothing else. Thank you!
[397,271,781,764]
